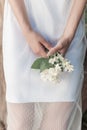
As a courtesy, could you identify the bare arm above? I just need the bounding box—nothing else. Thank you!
[47,0,87,56]
[8,0,52,57]
[9,0,32,36]
[63,0,87,40]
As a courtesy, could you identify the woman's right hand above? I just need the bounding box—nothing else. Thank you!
[8,0,52,58]
[26,30,52,58]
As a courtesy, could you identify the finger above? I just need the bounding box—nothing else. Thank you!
[47,47,58,57]
[40,39,53,50]
[56,36,69,50]
[59,48,67,57]
[47,41,64,57]
[46,42,63,57]
[40,47,48,58]
[56,41,64,50]
[59,50,65,57]
[35,43,47,58]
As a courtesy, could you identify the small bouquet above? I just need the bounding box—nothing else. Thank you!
[31,52,74,83]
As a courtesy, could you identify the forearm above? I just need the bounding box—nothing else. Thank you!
[8,0,32,36]
[63,0,87,41]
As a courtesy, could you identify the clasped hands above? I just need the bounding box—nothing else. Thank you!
[28,30,73,57]
[47,35,72,57]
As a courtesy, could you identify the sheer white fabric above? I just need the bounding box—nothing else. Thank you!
[6,102,77,130]
[6,93,82,130]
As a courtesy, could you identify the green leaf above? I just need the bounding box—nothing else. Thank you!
[40,61,48,72]
[31,57,45,69]
[40,58,54,72]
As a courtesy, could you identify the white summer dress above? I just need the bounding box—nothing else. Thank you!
[2,0,87,130]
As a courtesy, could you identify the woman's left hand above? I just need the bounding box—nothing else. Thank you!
[47,35,73,57]
[47,0,87,57]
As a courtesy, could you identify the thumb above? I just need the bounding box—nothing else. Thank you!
[47,48,56,56]
[55,39,64,50]
[47,41,63,57]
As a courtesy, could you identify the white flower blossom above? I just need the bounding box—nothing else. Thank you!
[67,65,74,72]
[40,69,49,81]
[53,57,58,62]
[64,64,74,72]
[32,52,74,83]
[57,54,64,61]
[40,67,61,83]
[55,64,61,71]
[49,58,55,64]
[48,68,58,76]
[49,57,58,64]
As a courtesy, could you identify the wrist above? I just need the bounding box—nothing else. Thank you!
[23,24,33,34]
[22,24,34,40]
[62,31,75,43]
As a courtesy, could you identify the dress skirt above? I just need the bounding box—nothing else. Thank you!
[2,0,87,130]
